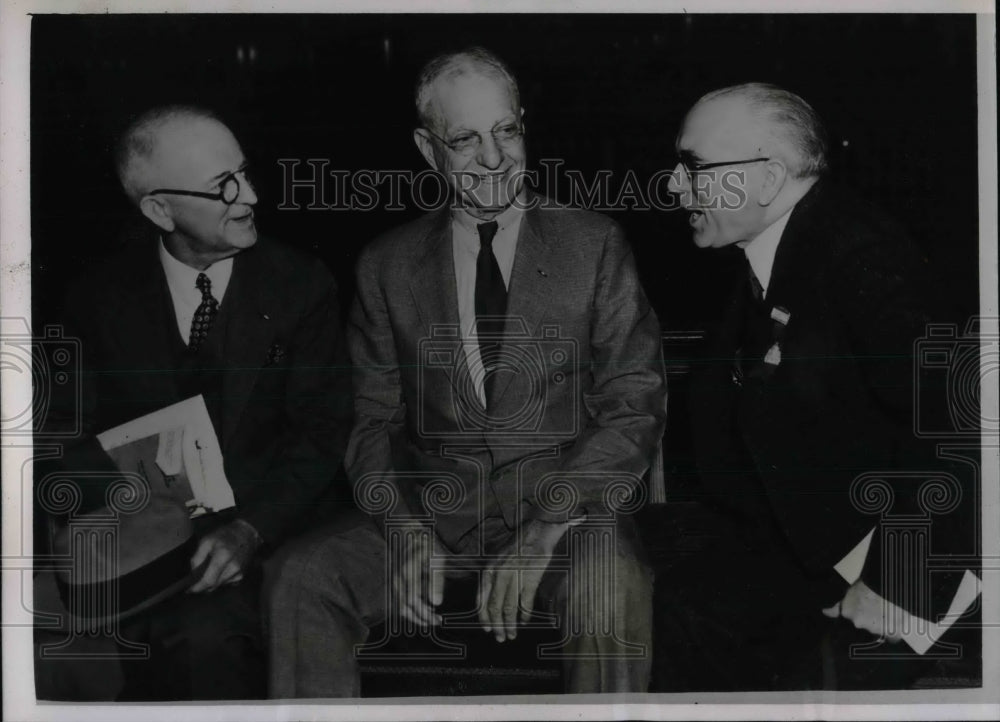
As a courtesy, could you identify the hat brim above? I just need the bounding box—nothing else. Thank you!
[48,539,211,627]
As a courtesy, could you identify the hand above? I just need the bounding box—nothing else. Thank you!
[188,519,261,593]
[391,529,449,629]
[824,580,905,642]
[478,519,569,643]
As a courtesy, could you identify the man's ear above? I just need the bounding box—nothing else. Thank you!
[758,158,788,206]
[413,129,440,171]
[139,195,176,233]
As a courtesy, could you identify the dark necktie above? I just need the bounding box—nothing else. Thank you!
[474,220,506,404]
[746,259,765,303]
[189,272,219,352]
[735,259,768,383]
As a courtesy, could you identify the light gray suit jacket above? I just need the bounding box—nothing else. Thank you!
[346,196,666,547]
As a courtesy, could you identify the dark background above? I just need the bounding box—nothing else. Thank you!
[31,13,980,331]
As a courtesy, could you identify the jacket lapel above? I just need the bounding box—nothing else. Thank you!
[218,245,277,450]
[409,210,467,397]
[763,181,822,315]
[117,239,182,406]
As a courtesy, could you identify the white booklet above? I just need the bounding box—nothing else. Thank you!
[95,395,235,516]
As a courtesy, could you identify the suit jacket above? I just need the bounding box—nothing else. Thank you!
[346,196,667,548]
[691,180,969,620]
[41,234,352,547]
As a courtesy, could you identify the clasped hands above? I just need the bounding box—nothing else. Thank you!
[392,519,569,643]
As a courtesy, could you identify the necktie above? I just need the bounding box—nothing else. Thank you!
[746,259,765,303]
[189,273,219,352]
[474,220,506,405]
[735,259,767,383]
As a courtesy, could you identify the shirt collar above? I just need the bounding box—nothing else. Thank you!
[451,188,527,237]
[742,206,794,295]
[158,238,234,304]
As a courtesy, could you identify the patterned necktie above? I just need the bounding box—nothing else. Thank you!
[189,272,219,352]
[474,220,506,405]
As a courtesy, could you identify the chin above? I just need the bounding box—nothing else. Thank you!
[692,231,717,249]
[229,226,258,249]
[462,197,509,219]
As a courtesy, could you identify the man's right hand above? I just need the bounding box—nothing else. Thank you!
[392,529,448,628]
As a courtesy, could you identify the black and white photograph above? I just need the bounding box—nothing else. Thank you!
[1,2,997,720]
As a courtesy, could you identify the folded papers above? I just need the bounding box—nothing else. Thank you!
[96,395,235,516]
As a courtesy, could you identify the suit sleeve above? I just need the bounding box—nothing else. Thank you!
[743,228,965,620]
[235,262,353,546]
[343,245,418,533]
[522,222,667,522]
[839,239,969,620]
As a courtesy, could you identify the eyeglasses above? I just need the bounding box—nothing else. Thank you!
[148,166,253,205]
[423,122,524,156]
[674,150,769,175]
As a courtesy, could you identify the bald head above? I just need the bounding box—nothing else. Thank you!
[114,105,225,204]
[414,47,520,132]
[687,83,828,180]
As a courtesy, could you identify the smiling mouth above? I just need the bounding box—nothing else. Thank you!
[476,172,511,186]
[230,211,254,223]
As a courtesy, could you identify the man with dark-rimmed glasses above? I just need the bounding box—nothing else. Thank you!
[653,83,978,691]
[34,105,351,700]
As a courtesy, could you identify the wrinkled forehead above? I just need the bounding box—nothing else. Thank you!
[148,117,244,186]
[677,97,765,158]
[430,70,519,130]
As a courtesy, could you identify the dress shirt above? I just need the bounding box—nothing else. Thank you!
[451,200,524,408]
[741,206,793,296]
[158,239,233,345]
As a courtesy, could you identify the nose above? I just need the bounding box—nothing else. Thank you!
[667,162,689,194]
[667,162,695,208]
[238,170,258,206]
[476,134,503,171]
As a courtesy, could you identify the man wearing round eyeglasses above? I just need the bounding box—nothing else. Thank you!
[36,106,351,700]
[652,84,976,691]
[130,114,259,268]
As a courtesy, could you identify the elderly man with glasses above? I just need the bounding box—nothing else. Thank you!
[36,105,352,700]
[266,47,666,697]
[651,83,978,691]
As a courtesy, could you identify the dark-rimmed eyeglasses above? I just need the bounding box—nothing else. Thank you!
[674,150,769,175]
[423,122,524,156]
[148,166,253,205]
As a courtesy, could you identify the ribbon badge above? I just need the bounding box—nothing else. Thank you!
[765,306,791,367]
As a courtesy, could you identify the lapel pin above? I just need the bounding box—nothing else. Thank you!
[770,306,790,325]
[262,313,271,321]
[537,268,548,277]
[764,342,782,366]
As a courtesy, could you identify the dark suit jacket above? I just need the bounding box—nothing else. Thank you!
[41,234,352,547]
[692,180,969,620]
[346,196,667,548]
